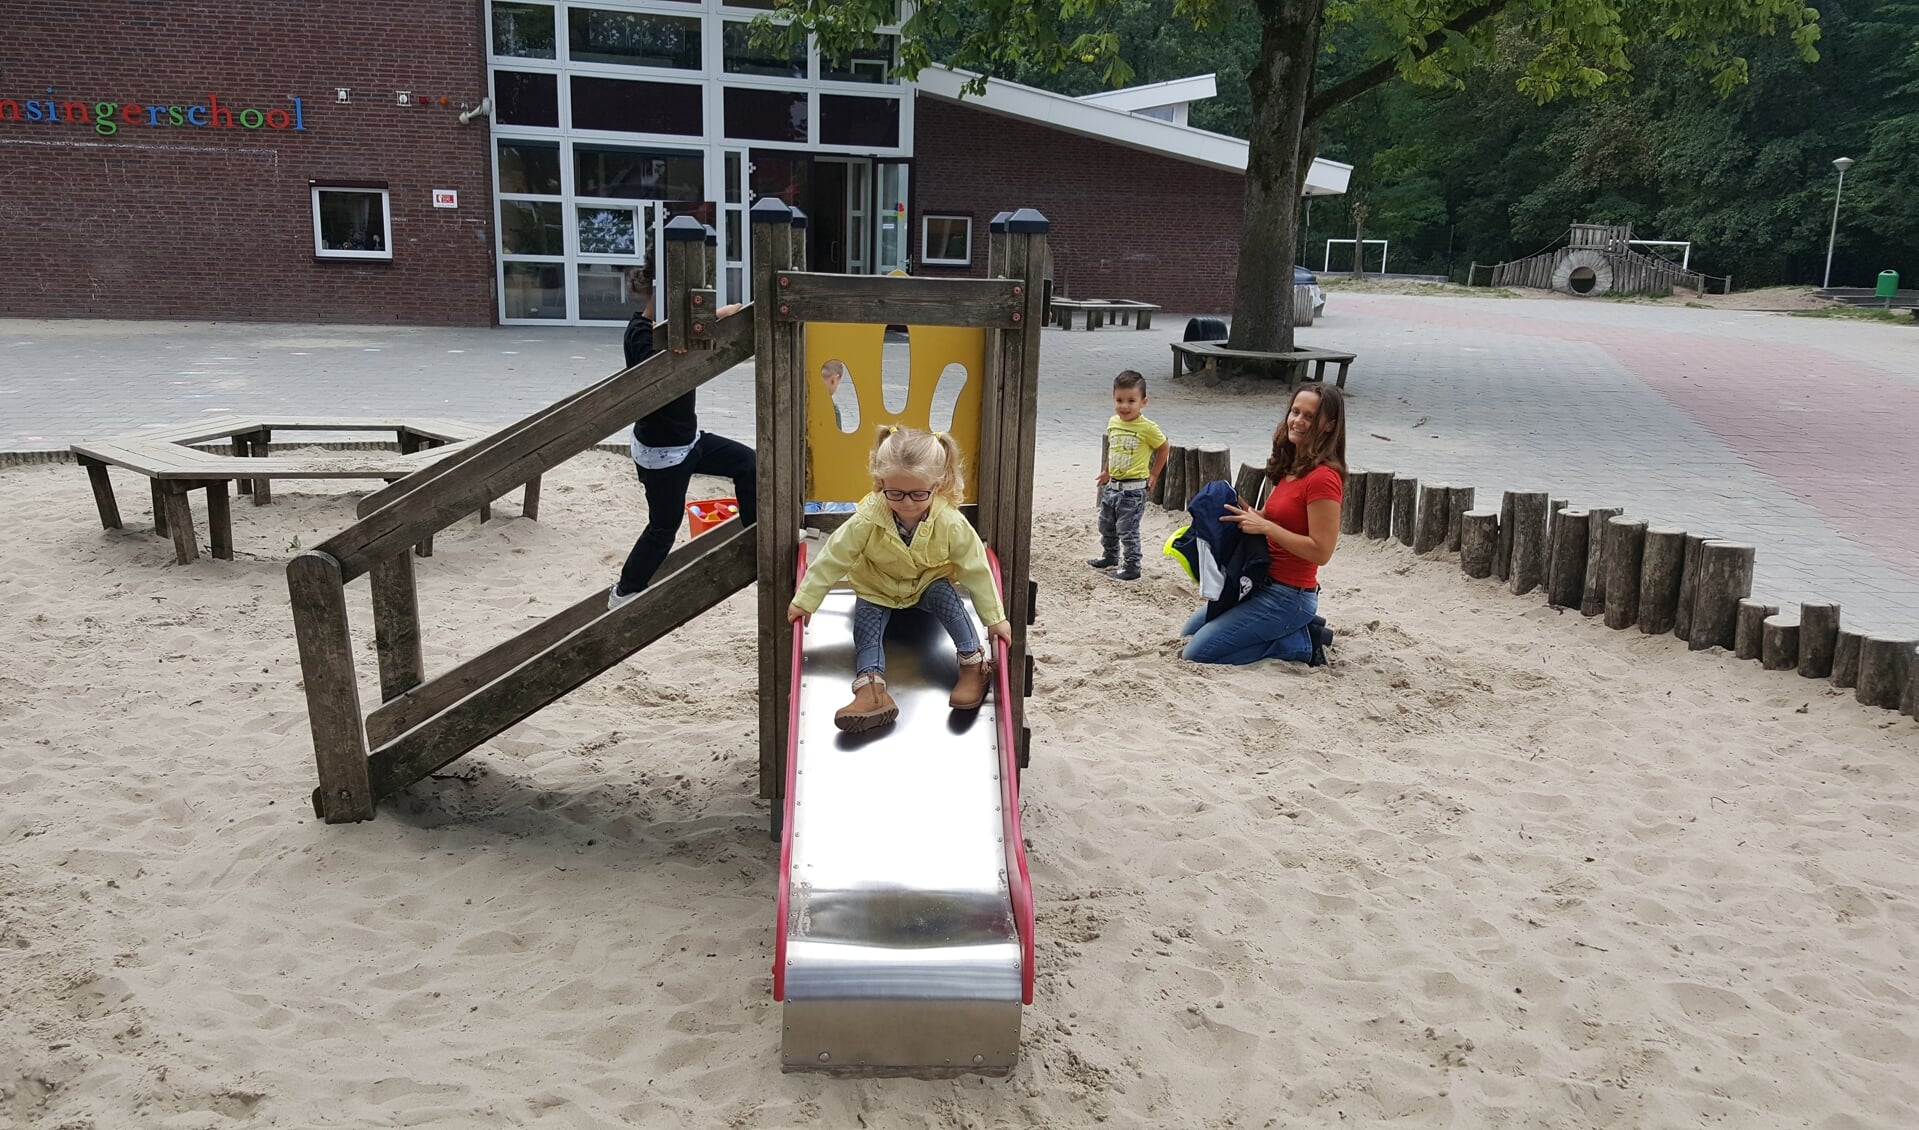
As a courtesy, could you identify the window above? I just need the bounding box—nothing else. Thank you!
[921,214,971,266]
[500,200,565,255]
[822,35,897,84]
[568,7,701,70]
[724,86,807,142]
[495,70,559,127]
[491,3,556,58]
[570,75,702,135]
[723,21,805,78]
[574,144,704,200]
[312,186,392,259]
[497,139,561,194]
[819,94,900,147]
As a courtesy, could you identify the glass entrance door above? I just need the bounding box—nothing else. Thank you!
[875,160,909,274]
[813,155,871,274]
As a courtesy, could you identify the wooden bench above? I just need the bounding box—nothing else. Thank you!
[69,417,531,564]
[1051,298,1161,330]
[1169,342,1356,387]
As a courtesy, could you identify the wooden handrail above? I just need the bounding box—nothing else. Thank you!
[318,309,756,583]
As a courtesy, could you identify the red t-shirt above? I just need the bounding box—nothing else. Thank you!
[1263,463,1344,588]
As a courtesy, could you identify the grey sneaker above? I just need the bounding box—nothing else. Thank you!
[1086,555,1117,570]
[607,583,641,611]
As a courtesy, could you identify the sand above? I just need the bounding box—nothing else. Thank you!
[3,451,1916,1129]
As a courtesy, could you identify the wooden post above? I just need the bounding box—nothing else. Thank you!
[1687,541,1754,652]
[788,206,808,270]
[205,481,233,561]
[1158,445,1183,511]
[1180,446,1203,510]
[986,211,1011,278]
[251,429,272,505]
[1340,470,1366,535]
[160,481,199,564]
[1414,482,1449,554]
[287,550,374,823]
[996,208,1050,771]
[1506,491,1549,595]
[1391,477,1418,547]
[231,432,254,496]
[1797,602,1840,679]
[1494,491,1517,583]
[370,550,426,703]
[1761,615,1801,671]
[1637,527,1687,635]
[1544,497,1568,573]
[1445,486,1474,552]
[1832,628,1865,689]
[663,214,705,352]
[1195,444,1231,494]
[751,196,796,803]
[1459,510,1498,578]
[1363,471,1394,540]
[1233,463,1267,509]
[1672,533,1713,641]
[522,475,543,521]
[1601,517,1647,630]
[1734,600,1778,661]
[1856,636,1915,710]
[151,479,168,536]
[1579,506,1621,616]
[81,457,123,529]
[1546,508,1589,609]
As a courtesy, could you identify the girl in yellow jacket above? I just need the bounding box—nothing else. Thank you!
[788,427,1012,733]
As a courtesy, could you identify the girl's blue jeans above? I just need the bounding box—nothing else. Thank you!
[1180,582,1318,665]
[853,579,981,677]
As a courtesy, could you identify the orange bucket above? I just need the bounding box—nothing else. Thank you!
[685,497,739,537]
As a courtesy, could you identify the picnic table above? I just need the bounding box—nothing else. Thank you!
[1169,342,1356,387]
[1050,298,1161,330]
[70,417,521,564]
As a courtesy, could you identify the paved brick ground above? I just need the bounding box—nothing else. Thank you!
[4,293,1913,632]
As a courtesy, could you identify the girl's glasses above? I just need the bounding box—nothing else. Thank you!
[881,488,933,502]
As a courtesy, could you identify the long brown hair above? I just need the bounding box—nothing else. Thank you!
[1264,385,1348,482]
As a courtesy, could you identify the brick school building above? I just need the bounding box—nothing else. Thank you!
[0,1,1348,327]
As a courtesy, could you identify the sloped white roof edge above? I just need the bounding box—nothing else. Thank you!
[1076,73,1219,112]
[912,67,1353,196]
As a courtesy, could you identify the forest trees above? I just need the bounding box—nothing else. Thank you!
[768,0,1821,350]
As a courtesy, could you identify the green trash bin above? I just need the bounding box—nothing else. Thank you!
[1877,270,1900,298]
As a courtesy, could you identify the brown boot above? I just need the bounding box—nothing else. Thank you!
[834,674,898,733]
[949,652,993,710]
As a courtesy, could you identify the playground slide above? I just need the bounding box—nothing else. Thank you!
[774,547,1035,1074]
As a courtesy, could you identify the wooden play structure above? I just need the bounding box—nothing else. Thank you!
[286,201,1049,829]
[1490,223,1708,296]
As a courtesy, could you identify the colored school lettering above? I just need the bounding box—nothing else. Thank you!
[0,94,307,136]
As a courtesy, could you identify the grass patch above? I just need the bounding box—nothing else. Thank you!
[1787,306,1917,324]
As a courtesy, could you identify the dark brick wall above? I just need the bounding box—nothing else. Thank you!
[911,97,1246,313]
[0,1,495,325]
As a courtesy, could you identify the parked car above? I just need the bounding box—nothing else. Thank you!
[1294,265,1327,317]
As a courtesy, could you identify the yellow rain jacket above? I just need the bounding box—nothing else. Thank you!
[791,493,1006,625]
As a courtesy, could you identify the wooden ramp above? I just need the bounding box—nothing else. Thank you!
[290,305,757,823]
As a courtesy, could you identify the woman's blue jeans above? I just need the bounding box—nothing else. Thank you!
[1181,582,1318,665]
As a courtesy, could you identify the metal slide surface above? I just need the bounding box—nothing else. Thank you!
[774,549,1034,1075]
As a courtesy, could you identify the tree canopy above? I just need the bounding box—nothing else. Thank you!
[770,0,1832,349]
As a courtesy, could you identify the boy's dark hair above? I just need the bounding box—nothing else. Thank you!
[626,252,657,300]
[1113,370,1147,394]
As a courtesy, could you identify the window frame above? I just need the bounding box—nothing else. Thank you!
[310,184,394,261]
[920,213,972,266]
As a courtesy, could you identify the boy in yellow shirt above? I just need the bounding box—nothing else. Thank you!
[1087,370,1168,581]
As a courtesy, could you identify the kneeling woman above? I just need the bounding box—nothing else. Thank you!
[1182,384,1346,665]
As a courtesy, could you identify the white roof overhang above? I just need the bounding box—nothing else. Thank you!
[912,67,1353,196]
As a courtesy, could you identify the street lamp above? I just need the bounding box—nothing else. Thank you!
[1823,156,1855,290]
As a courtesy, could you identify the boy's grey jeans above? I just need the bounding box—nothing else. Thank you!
[1097,481,1148,567]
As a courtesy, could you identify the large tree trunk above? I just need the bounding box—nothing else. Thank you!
[1227,2,1321,353]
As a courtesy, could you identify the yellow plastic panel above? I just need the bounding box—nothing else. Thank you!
[803,323,986,504]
